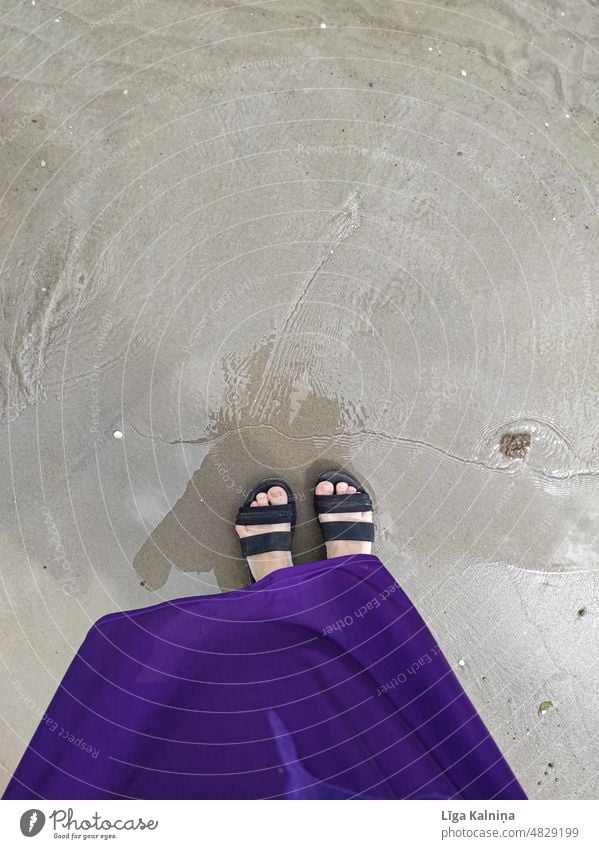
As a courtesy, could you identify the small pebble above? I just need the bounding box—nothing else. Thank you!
[113,430,123,440]
[458,658,466,667]
[500,431,531,459]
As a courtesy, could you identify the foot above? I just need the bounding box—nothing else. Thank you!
[235,486,293,581]
[315,479,373,558]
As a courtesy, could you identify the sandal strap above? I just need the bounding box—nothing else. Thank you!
[236,505,295,525]
[319,521,375,543]
[240,531,292,557]
[314,492,373,514]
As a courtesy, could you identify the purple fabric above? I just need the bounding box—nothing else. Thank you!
[4,555,525,800]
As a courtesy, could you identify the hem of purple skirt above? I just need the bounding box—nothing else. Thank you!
[95,553,386,628]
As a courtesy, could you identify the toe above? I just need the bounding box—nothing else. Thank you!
[268,486,288,505]
[256,491,269,506]
[250,500,258,507]
[347,485,357,494]
[315,481,334,496]
[336,481,349,495]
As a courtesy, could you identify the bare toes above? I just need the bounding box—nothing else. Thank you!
[256,491,269,506]
[315,481,334,496]
[347,485,357,494]
[268,486,288,505]
[336,481,349,495]
[250,500,258,507]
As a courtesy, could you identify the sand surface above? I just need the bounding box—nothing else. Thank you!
[1,0,598,798]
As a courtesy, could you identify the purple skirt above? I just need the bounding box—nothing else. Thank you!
[4,555,525,800]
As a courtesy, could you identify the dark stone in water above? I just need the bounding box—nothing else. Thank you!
[500,432,531,459]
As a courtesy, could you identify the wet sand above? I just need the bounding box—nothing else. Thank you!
[1,0,598,798]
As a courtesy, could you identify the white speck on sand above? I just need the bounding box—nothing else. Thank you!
[458,658,466,667]
[40,159,46,167]
[113,430,124,440]
[320,22,326,29]
[461,69,467,76]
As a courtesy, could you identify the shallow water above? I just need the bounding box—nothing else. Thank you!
[1,0,599,799]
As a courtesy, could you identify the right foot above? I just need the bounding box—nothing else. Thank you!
[315,479,373,559]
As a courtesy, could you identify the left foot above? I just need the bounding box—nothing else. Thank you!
[235,486,293,581]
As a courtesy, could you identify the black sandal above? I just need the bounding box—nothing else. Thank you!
[314,470,375,544]
[235,478,296,561]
